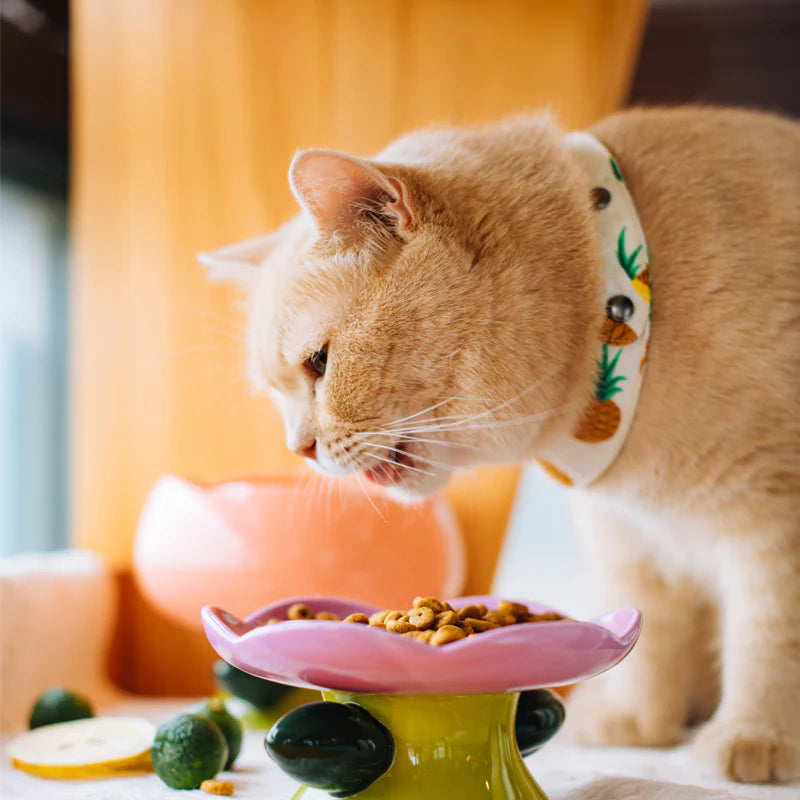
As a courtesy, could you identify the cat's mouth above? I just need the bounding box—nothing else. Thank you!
[364,440,416,486]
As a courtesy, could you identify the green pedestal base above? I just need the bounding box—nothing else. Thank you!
[291,691,548,800]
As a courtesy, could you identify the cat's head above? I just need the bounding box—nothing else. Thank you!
[200,119,600,501]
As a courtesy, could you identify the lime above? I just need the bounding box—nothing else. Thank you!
[151,713,228,789]
[187,698,242,769]
[213,660,292,709]
[29,688,94,730]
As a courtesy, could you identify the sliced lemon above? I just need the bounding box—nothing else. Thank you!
[7,716,155,779]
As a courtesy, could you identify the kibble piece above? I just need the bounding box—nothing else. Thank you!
[498,601,530,619]
[456,605,483,621]
[457,619,475,636]
[465,617,499,632]
[403,629,434,643]
[369,610,391,626]
[484,610,516,627]
[287,603,312,620]
[431,625,467,646]
[343,613,370,624]
[315,611,340,621]
[413,596,445,613]
[529,611,563,622]
[476,603,488,616]
[386,615,415,633]
[201,779,234,796]
[433,610,458,629]
[384,610,405,623]
[407,606,435,630]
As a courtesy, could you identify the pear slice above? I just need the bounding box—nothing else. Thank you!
[7,716,155,779]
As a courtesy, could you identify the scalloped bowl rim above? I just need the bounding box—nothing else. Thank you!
[202,595,641,695]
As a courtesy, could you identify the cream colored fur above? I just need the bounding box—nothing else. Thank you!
[566,108,800,785]
[203,107,800,783]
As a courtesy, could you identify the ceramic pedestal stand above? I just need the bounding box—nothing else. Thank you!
[203,595,642,800]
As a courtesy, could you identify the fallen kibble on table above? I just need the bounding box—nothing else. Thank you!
[265,598,568,646]
[201,778,234,795]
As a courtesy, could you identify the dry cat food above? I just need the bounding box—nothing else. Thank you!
[271,598,565,646]
[201,778,235,795]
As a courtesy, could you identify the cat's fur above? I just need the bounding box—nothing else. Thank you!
[203,107,800,783]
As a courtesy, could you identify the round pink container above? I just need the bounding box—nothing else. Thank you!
[133,474,464,632]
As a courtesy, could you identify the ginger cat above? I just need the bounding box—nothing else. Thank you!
[201,107,800,784]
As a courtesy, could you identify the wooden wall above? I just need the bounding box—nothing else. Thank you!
[71,0,646,694]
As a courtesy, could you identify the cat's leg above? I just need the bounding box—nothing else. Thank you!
[687,601,721,726]
[566,494,699,746]
[692,529,800,782]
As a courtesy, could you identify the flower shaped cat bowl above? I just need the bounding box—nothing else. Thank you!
[202,595,640,695]
[202,595,641,800]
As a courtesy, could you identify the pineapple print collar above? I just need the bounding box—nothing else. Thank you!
[536,132,651,488]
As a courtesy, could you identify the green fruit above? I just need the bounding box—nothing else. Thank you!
[29,688,94,730]
[187,698,242,769]
[515,689,565,756]
[265,701,394,798]
[151,713,228,789]
[213,660,292,709]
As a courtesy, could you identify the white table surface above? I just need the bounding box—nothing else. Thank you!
[2,698,798,800]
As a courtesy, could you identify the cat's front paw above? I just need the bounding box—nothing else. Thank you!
[693,718,800,783]
[566,680,684,747]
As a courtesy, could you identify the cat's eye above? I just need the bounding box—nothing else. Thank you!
[305,347,327,378]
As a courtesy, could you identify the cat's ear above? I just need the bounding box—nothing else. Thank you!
[197,232,276,287]
[289,150,415,238]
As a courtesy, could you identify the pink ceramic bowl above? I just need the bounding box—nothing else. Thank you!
[133,475,464,632]
[202,595,642,695]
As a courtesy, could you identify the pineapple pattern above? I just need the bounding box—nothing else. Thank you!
[600,316,638,346]
[574,346,625,443]
[617,228,651,304]
[534,132,652,487]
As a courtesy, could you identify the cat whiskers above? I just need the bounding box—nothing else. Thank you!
[350,459,387,520]
[379,369,564,436]
[381,404,569,436]
[360,441,448,473]
[361,449,436,478]
[355,430,475,450]
[379,396,463,429]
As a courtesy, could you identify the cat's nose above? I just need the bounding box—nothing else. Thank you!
[293,439,317,460]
